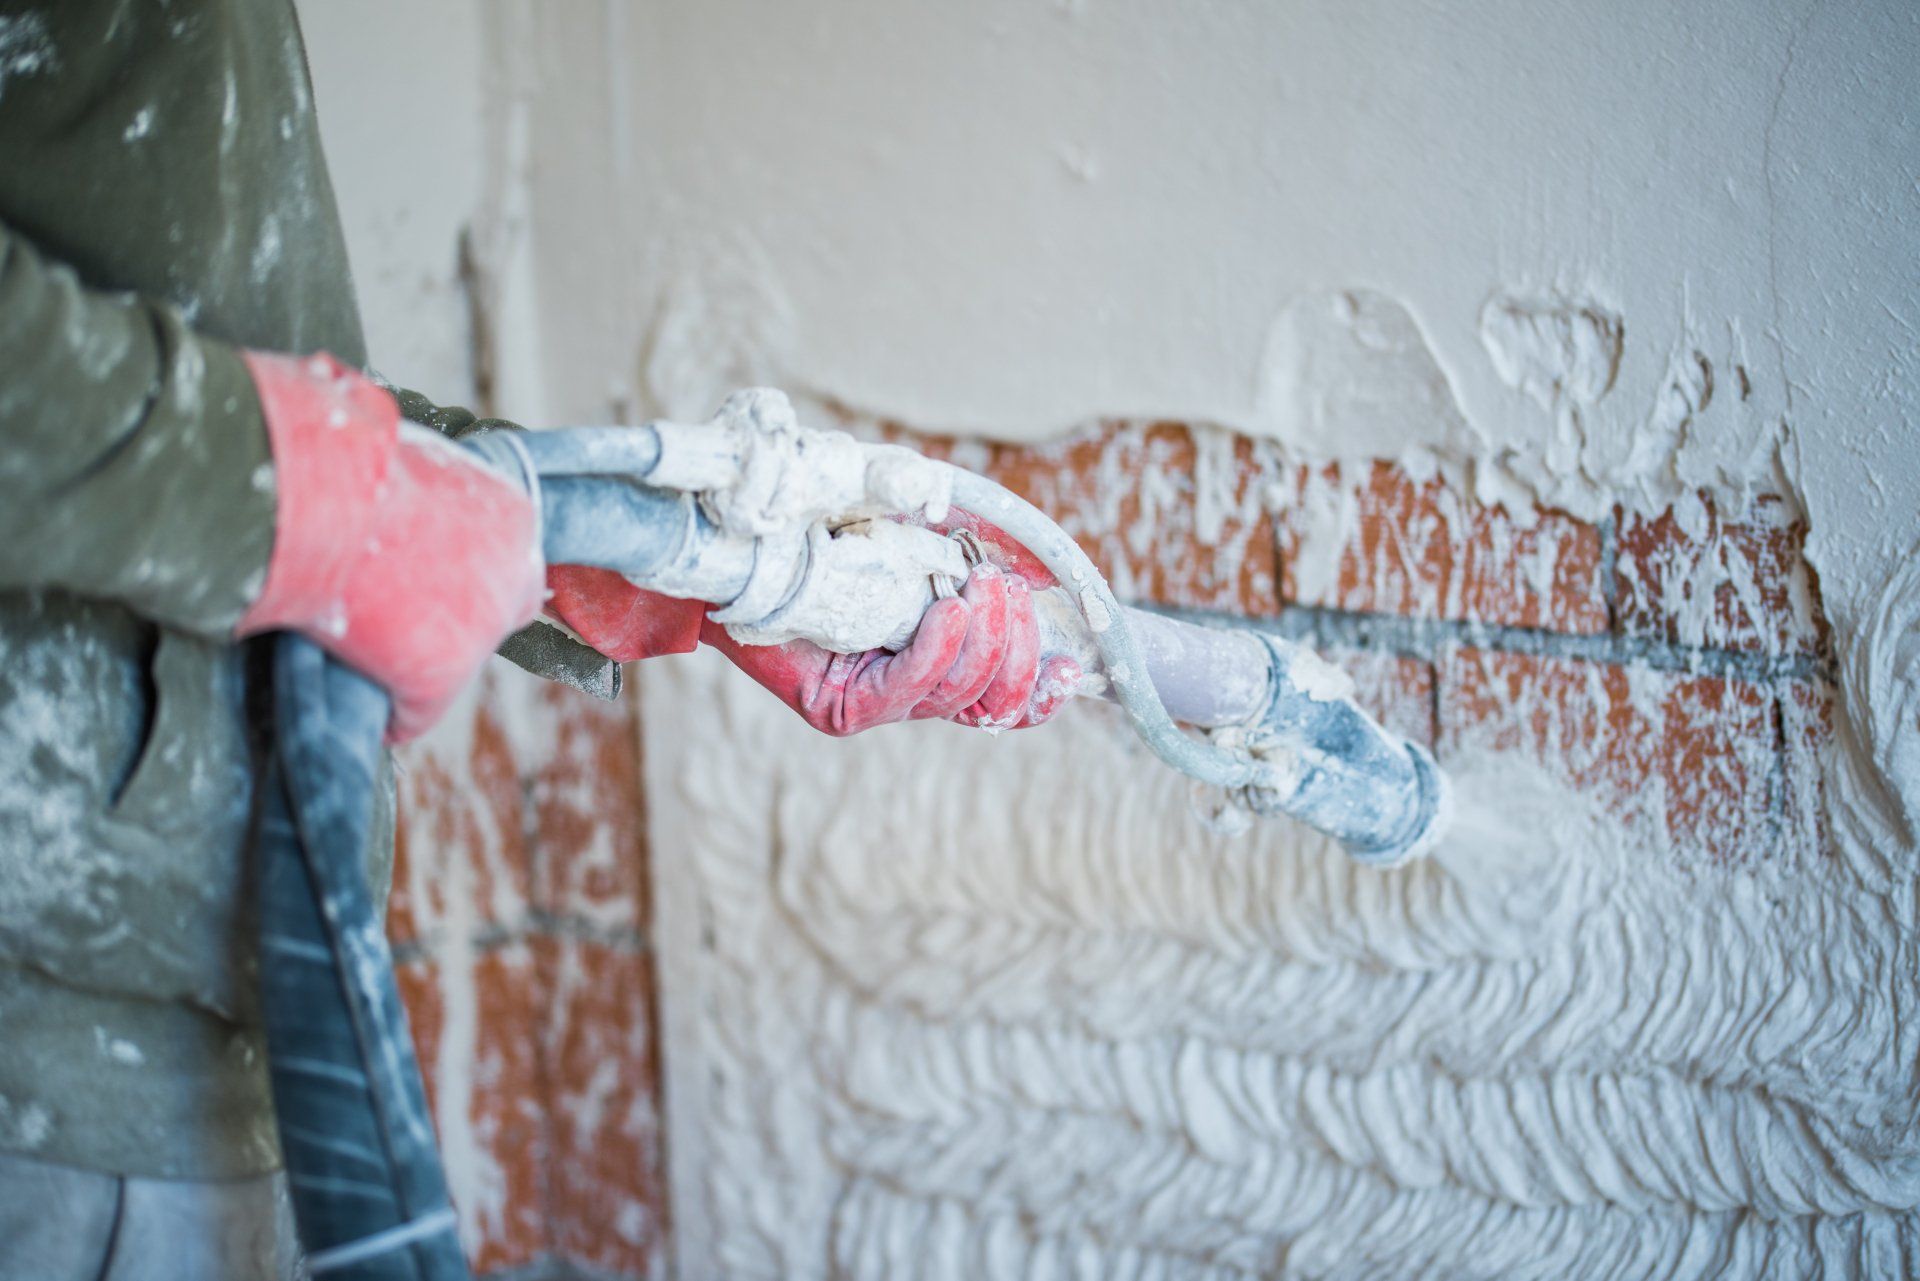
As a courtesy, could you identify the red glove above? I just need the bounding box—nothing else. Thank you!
[702,562,1070,736]
[545,565,705,661]
[921,506,1085,729]
[235,352,544,742]
[545,511,1082,735]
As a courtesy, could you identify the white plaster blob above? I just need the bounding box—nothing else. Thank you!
[0,12,56,106]
[645,641,1920,1279]
[721,518,970,653]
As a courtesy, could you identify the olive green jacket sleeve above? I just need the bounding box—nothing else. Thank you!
[0,221,276,638]
[0,218,616,695]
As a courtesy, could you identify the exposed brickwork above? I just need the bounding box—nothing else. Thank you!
[389,702,532,949]
[391,675,669,1281]
[1437,647,1781,864]
[1277,461,1609,633]
[1780,677,1837,863]
[539,936,672,1276]
[889,420,1831,872]
[530,686,652,939]
[1614,492,1827,656]
[396,941,550,1274]
[983,421,1280,616]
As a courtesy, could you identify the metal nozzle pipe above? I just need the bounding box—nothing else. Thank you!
[1039,599,1450,862]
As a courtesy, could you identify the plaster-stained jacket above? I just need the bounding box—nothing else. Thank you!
[0,0,488,1178]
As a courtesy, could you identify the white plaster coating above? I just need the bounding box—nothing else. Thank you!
[1274,643,1353,706]
[690,388,953,541]
[645,644,1920,1278]
[722,519,969,653]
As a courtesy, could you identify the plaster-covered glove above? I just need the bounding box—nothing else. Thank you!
[545,506,1082,733]
[702,561,1070,736]
[234,352,545,742]
[922,507,1085,729]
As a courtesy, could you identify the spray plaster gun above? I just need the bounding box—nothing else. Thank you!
[470,389,1452,864]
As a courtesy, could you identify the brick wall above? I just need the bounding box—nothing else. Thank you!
[918,418,1833,869]
[390,673,670,1281]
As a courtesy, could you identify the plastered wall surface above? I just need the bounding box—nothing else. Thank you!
[644,638,1911,1277]
[518,0,1917,644]
[301,0,489,407]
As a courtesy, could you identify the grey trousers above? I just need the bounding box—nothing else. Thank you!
[0,1151,302,1280]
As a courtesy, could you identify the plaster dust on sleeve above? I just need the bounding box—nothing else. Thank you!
[645,622,1920,1279]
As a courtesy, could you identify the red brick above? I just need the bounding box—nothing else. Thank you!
[1614,491,1826,655]
[1437,648,1780,864]
[531,687,651,936]
[389,696,534,948]
[395,942,550,1273]
[1319,645,1438,749]
[537,936,671,1278]
[1278,461,1607,634]
[985,421,1280,616]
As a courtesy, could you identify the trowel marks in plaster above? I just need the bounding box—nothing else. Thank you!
[648,640,1920,1280]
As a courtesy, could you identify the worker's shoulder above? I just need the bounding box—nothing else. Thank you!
[0,0,364,362]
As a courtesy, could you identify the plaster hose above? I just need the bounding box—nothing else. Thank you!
[258,635,469,1280]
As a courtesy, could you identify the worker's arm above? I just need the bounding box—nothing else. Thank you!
[0,223,542,740]
[0,219,278,632]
